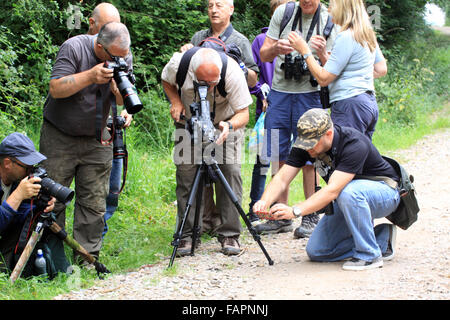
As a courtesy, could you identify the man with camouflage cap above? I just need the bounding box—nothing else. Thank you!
[253,109,401,271]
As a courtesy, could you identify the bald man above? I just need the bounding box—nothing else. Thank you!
[88,2,121,35]
[162,48,251,256]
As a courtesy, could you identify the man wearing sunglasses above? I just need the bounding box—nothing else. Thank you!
[40,22,132,265]
[162,48,252,256]
[0,133,57,275]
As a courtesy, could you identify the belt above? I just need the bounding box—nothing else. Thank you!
[365,90,374,95]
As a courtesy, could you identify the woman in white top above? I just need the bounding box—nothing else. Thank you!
[288,0,387,139]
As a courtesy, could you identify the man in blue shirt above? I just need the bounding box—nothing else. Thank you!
[0,133,55,274]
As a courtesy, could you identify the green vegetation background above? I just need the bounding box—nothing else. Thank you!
[0,0,448,299]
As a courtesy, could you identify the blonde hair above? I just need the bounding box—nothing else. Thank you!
[329,0,377,52]
[270,0,295,15]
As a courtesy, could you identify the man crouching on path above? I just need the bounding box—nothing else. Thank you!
[253,108,400,271]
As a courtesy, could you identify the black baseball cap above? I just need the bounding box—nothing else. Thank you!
[0,133,46,165]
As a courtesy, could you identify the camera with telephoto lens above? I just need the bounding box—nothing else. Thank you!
[185,83,217,145]
[30,167,74,206]
[106,115,126,159]
[104,57,143,114]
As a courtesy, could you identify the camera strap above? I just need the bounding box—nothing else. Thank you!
[219,23,234,42]
[293,4,322,43]
[14,201,40,255]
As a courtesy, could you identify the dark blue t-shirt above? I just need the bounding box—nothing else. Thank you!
[286,125,399,183]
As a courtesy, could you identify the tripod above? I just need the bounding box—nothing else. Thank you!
[10,198,110,283]
[168,155,274,268]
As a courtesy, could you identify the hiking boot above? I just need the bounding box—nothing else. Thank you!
[293,212,320,238]
[342,257,383,271]
[382,224,397,261]
[254,219,293,235]
[220,237,241,256]
[175,239,200,257]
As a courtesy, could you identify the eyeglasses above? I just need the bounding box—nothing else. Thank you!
[10,158,34,173]
[195,79,221,87]
[103,46,120,61]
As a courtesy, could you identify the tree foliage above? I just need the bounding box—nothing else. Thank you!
[0,0,445,139]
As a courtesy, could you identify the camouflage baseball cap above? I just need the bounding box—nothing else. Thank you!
[293,109,332,150]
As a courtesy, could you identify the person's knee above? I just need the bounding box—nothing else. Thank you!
[335,183,363,211]
[305,240,322,261]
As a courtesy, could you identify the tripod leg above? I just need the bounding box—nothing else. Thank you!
[190,166,205,256]
[210,163,274,265]
[169,165,204,268]
[10,224,44,284]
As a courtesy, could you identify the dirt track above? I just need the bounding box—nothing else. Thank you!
[54,128,450,301]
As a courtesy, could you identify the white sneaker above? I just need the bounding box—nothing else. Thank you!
[342,257,383,271]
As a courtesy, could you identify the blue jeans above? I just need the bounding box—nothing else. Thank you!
[103,158,123,237]
[306,180,400,262]
[249,155,270,212]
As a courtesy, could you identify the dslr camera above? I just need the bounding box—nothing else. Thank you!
[30,167,74,206]
[106,115,126,159]
[185,83,217,145]
[104,57,143,114]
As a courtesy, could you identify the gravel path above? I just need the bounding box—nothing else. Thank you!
[55,129,450,300]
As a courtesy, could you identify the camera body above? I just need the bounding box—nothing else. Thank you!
[30,167,74,206]
[106,115,126,159]
[104,57,143,114]
[186,84,217,145]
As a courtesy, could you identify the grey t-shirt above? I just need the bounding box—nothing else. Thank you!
[266,3,338,93]
[44,34,132,137]
[190,25,259,74]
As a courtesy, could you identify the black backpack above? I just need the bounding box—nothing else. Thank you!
[176,36,244,99]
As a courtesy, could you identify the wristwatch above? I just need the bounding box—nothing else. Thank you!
[292,206,302,218]
[226,121,233,130]
[303,52,312,60]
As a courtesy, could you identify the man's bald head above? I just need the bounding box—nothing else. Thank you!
[192,48,222,84]
[88,2,121,35]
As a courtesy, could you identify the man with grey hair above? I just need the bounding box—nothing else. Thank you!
[87,4,134,239]
[40,22,133,264]
[162,47,252,256]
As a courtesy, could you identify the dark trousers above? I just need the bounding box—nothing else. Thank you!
[40,120,112,258]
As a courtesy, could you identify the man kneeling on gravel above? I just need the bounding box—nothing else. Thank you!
[253,109,399,271]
